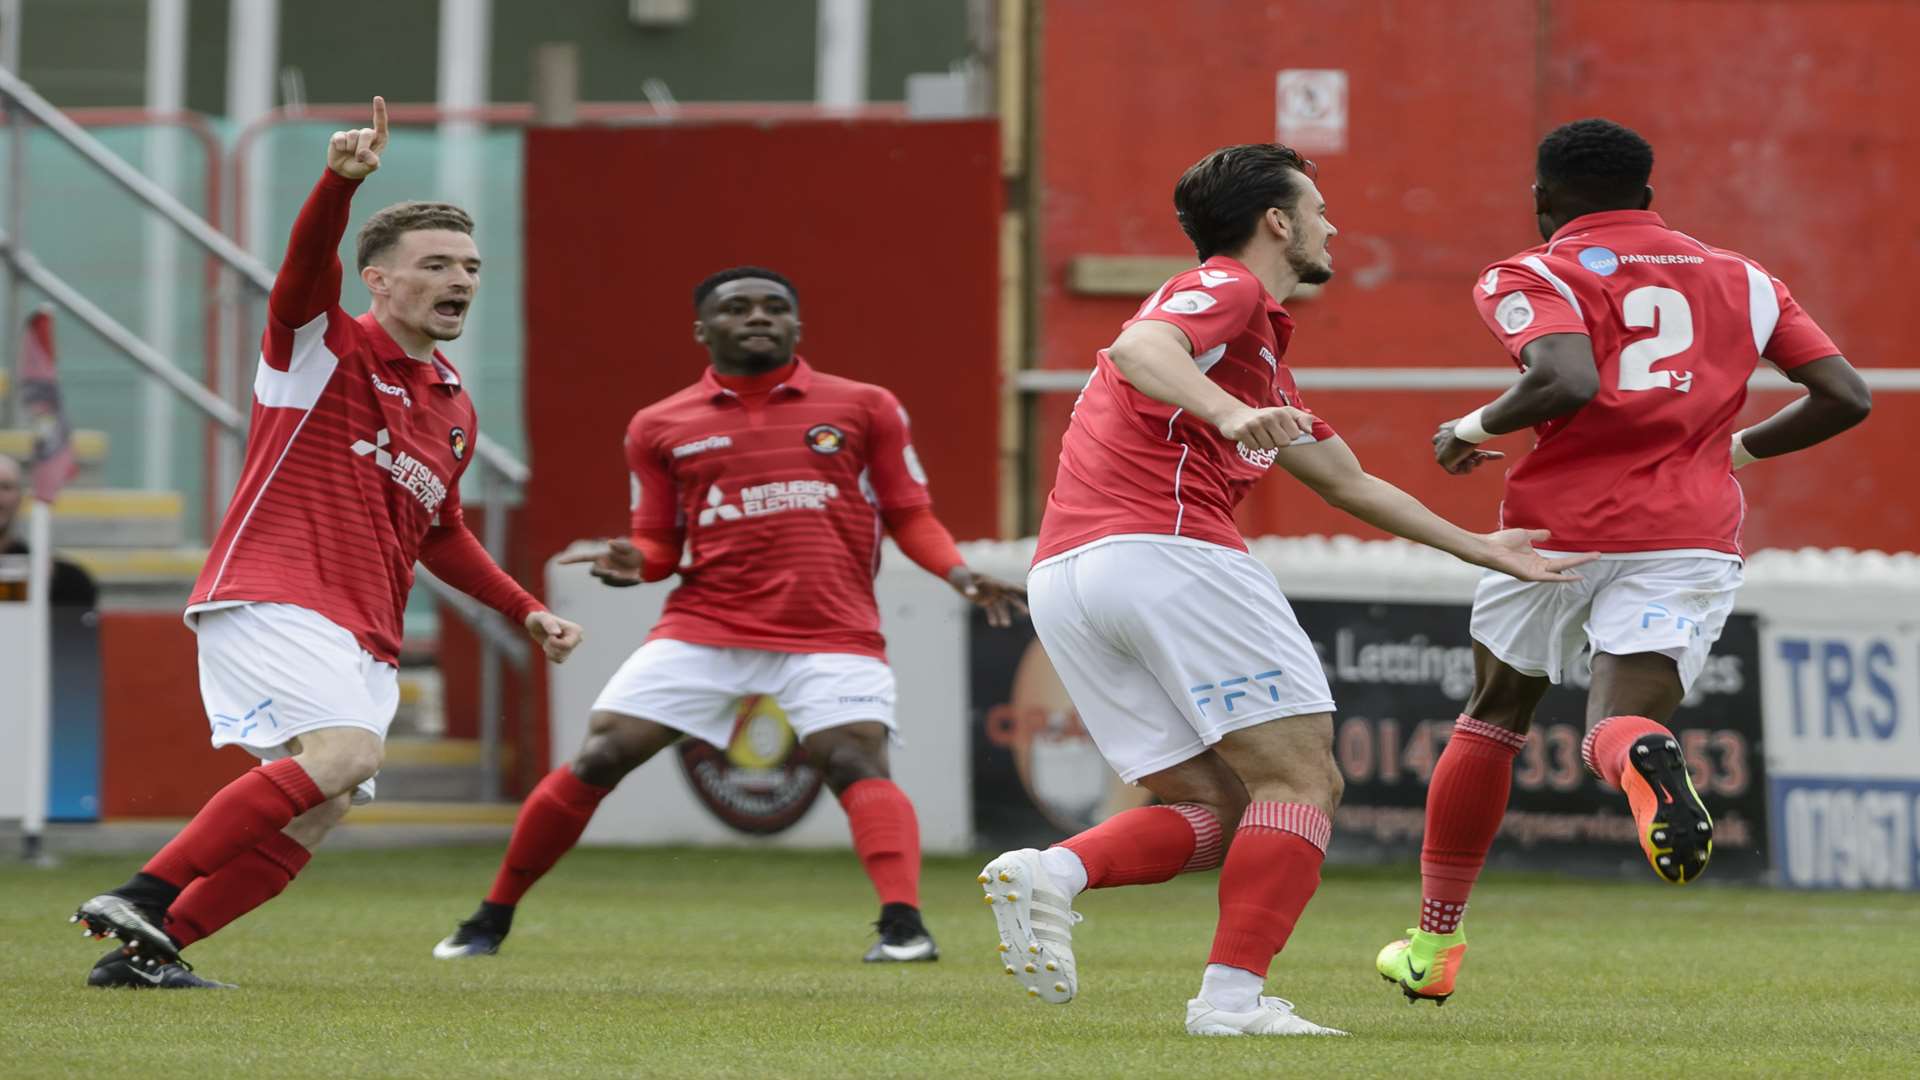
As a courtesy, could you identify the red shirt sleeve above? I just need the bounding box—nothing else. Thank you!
[864,389,934,512]
[881,505,965,578]
[419,485,544,624]
[625,414,681,532]
[1132,271,1261,357]
[1763,276,1842,370]
[630,527,683,582]
[268,171,358,332]
[1470,260,1590,361]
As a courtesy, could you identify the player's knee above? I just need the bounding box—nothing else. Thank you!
[573,735,644,787]
[1324,755,1346,810]
[285,793,352,848]
[817,745,886,795]
[574,714,665,786]
[314,740,383,792]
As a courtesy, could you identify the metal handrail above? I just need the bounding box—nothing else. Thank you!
[0,232,242,426]
[0,67,532,492]
[1011,365,1920,393]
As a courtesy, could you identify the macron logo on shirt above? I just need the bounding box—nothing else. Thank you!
[1197,270,1239,288]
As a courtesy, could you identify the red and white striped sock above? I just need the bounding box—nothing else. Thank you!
[1206,802,1330,977]
[1418,716,1526,935]
[1581,714,1673,791]
[1058,802,1223,889]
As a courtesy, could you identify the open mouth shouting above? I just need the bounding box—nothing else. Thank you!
[433,298,470,321]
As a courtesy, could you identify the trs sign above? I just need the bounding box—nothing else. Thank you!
[1762,622,1920,890]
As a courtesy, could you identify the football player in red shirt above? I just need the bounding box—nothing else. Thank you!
[1377,119,1871,1004]
[71,98,584,989]
[978,144,1589,1037]
[433,267,1025,964]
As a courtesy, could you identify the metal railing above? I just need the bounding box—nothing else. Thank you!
[1012,365,1920,393]
[0,66,534,797]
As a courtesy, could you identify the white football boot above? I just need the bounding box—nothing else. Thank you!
[978,848,1081,1003]
[1184,996,1348,1037]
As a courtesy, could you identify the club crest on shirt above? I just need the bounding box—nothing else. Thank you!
[448,426,467,460]
[1160,290,1217,315]
[1495,291,1535,334]
[805,424,845,454]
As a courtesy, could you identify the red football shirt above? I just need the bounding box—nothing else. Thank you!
[626,359,932,659]
[189,170,541,662]
[1033,256,1336,565]
[1473,210,1840,556]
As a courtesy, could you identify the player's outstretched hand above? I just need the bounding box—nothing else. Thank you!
[558,537,646,588]
[948,567,1029,628]
[1218,405,1316,452]
[1480,528,1597,582]
[525,611,584,664]
[327,96,389,180]
[1433,420,1505,475]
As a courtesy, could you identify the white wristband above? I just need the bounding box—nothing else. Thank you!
[1730,429,1757,470]
[1452,406,1494,445]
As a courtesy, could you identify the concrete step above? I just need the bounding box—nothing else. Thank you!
[377,737,490,802]
[51,488,184,547]
[0,428,110,486]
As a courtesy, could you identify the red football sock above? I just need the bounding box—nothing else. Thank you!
[838,778,921,907]
[1419,715,1527,934]
[141,759,326,889]
[166,830,313,949]
[1059,803,1223,887]
[484,766,612,906]
[1207,803,1331,977]
[1581,715,1673,790]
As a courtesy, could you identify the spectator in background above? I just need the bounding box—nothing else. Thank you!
[0,454,97,609]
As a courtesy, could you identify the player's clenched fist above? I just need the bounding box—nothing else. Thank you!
[524,611,584,664]
[327,96,390,180]
[1217,404,1315,451]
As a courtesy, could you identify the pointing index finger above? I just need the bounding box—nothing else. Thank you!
[371,95,389,148]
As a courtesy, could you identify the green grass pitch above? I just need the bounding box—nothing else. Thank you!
[4,846,1916,1078]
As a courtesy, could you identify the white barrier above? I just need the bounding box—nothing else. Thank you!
[547,544,974,853]
[549,534,1920,886]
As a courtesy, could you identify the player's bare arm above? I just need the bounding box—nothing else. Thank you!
[1434,333,1601,474]
[327,95,389,180]
[1276,435,1595,582]
[1731,354,1872,466]
[1108,320,1313,450]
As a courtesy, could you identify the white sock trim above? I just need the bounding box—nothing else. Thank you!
[1199,963,1263,1013]
[1039,846,1089,898]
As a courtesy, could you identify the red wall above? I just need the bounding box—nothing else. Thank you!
[516,121,1004,778]
[100,612,249,817]
[1037,0,1918,550]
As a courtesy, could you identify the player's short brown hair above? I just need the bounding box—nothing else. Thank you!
[355,201,475,270]
[1173,144,1317,260]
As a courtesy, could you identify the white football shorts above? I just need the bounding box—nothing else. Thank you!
[1027,537,1336,784]
[191,602,398,805]
[1471,553,1743,693]
[590,638,898,747]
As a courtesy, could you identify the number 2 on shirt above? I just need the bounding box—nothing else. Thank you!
[1618,285,1695,393]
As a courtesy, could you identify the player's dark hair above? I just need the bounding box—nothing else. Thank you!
[355,201,475,271]
[694,266,799,312]
[1536,118,1654,212]
[1173,144,1317,261]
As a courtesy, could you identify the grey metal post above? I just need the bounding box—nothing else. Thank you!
[1,0,24,426]
[477,467,509,800]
